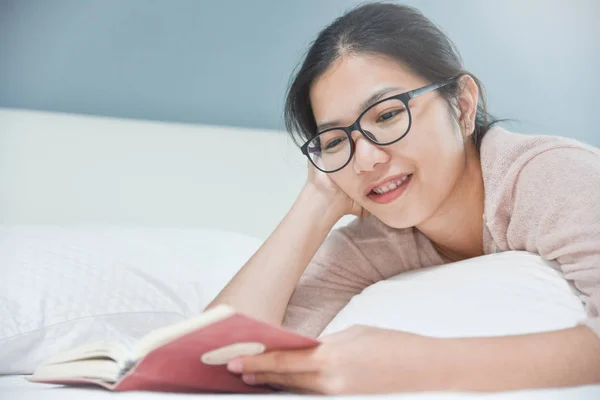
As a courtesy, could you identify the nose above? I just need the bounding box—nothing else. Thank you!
[350,130,390,174]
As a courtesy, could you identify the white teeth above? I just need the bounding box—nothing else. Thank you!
[372,175,411,195]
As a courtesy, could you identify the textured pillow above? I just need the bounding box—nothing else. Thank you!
[0,225,261,374]
[320,251,587,338]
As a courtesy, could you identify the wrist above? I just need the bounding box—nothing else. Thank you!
[297,183,345,225]
[428,326,600,391]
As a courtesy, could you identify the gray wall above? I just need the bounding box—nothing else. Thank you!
[1,0,598,144]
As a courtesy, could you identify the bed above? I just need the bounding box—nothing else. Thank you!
[1,107,599,399]
[2,374,600,400]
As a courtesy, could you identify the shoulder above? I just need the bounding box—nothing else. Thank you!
[516,145,600,190]
[480,126,600,223]
[480,125,600,167]
[480,128,600,216]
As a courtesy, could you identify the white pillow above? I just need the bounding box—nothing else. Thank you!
[0,225,261,374]
[320,251,587,338]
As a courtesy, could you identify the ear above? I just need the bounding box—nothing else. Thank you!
[457,75,479,137]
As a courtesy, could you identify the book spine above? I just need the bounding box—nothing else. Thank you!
[117,359,137,380]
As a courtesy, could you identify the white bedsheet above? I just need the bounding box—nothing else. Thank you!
[2,376,599,400]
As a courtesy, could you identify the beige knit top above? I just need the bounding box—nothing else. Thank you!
[283,127,600,340]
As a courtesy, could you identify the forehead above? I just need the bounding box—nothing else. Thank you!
[309,55,426,125]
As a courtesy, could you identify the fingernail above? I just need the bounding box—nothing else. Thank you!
[242,373,255,384]
[227,359,243,373]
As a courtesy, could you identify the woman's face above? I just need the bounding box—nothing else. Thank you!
[309,54,475,229]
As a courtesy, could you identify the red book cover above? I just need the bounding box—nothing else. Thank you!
[28,309,320,393]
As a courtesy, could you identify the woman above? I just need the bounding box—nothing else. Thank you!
[207,2,600,394]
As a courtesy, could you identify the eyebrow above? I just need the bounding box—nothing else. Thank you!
[315,86,403,132]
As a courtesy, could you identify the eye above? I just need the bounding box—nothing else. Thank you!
[325,137,347,149]
[377,108,404,123]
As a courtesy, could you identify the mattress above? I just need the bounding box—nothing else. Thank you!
[2,375,600,400]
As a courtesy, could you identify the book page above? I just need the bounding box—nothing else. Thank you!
[32,359,121,383]
[42,341,130,369]
[132,304,236,360]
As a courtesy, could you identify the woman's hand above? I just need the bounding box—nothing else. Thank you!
[228,324,600,394]
[305,162,369,219]
[226,325,435,395]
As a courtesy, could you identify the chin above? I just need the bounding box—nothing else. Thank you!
[370,213,418,230]
[384,220,415,230]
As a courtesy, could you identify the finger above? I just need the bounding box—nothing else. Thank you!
[228,348,318,374]
[243,372,322,393]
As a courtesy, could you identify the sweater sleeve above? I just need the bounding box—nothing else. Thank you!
[281,226,382,338]
[507,147,600,339]
[281,216,439,338]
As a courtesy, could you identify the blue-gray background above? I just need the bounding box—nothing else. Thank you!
[1,0,599,144]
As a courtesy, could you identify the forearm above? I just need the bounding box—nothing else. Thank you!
[429,325,600,391]
[205,184,341,325]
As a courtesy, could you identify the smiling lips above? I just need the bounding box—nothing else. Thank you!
[366,173,413,204]
[371,175,410,194]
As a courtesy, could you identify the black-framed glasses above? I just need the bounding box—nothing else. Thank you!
[301,76,459,173]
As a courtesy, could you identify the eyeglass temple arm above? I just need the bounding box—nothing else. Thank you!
[408,76,458,100]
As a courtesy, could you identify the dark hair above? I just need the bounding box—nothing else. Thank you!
[284,2,500,152]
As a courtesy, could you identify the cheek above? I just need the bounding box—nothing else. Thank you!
[415,144,466,216]
[402,119,466,196]
[407,107,464,171]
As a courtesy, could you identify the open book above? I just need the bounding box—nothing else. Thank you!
[28,305,319,393]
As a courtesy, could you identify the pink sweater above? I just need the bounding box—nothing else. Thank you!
[282,127,600,340]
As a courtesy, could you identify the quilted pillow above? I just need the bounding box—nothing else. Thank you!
[320,251,587,338]
[0,225,261,374]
